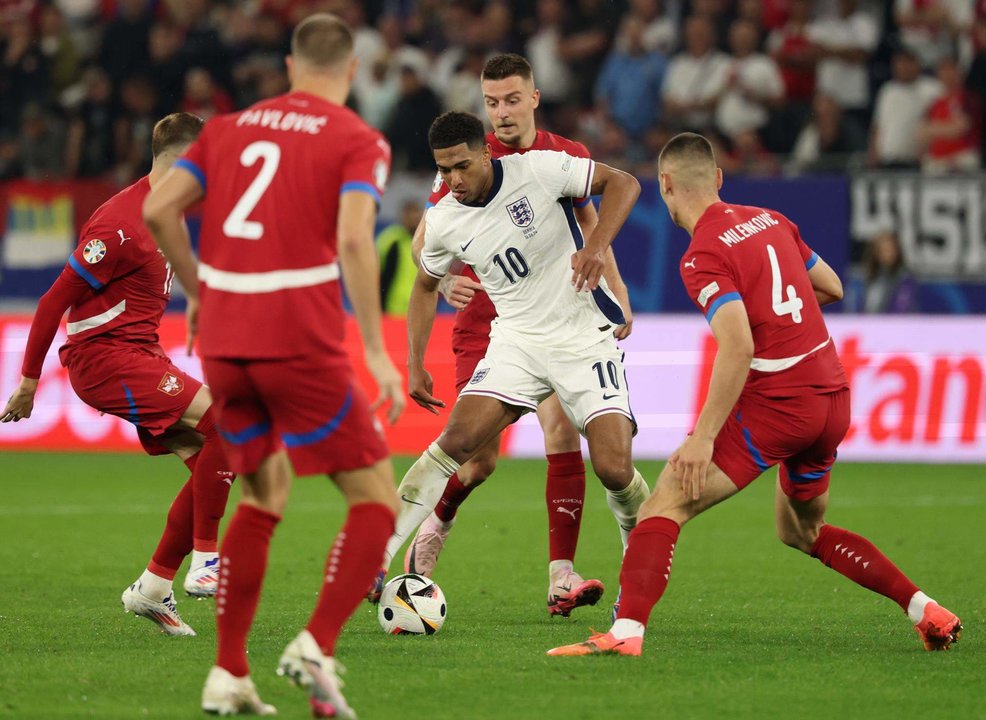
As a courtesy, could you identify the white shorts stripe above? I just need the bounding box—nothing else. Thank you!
[198,261,339,294]
[66,299,126,335]
[750,337,831,373]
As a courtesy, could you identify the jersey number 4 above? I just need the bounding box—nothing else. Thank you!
[766,244,803,324]
[223,141,281,240]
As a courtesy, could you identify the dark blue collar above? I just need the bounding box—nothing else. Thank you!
[462,158,503,207]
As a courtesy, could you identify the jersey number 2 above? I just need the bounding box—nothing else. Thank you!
[766,244,803,324]
[223,141,281,240]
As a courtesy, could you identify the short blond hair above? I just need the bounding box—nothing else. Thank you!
[291,13,353,69]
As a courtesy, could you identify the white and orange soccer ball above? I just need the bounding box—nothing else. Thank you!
[377,574,447,636]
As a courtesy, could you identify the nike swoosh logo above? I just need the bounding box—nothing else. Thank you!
[603,393,620,400]
[401,493,424,506]
[460,238,475,252]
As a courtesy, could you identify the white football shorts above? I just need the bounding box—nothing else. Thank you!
[459,333,636,435]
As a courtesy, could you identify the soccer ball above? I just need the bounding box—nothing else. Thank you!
[377,573,447,635]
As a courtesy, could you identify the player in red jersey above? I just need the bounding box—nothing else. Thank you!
[388,53,643,618]
[1,113,236,636]
[143,14,404,718]
[549,133,961,657]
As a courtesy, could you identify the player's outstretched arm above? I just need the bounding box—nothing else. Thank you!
[670,300,753,500]
[571,163,640,291]
[1,268,89,423]
[807,256,844,307]
[338,191,406,426]
[406,268,445,415]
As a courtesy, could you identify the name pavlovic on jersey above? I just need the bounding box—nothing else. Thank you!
[681,201,848,397]
[421,150,624,351]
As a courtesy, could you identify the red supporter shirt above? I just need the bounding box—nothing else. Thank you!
[426,130,592,350]
[681,202,848,398]
[926,90,980,159]
[58,177,173,364]
[177,90,390,360]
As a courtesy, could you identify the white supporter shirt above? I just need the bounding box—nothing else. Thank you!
[715,54,784,137]
[421,151,625,351]
[662,51,731,129]
[873,77,943,163]
[809,11,879,110]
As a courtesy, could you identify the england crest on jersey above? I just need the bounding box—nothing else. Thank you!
[506,197,534,227]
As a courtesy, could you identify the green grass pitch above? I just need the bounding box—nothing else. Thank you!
[0,452,982,719]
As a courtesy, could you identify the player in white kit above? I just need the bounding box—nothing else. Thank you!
[380,111,649,581]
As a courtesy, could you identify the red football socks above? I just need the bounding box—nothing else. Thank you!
[191,411,235,553]
[215,503,281,677]
[615,516,681,624]
[307,503,395,656]
[147,478,194,579]
[434,472,474,523]
[810,524,919,610]
[545,451,586,563]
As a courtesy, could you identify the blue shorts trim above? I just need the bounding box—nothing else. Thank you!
[219,420,272,445]
[121,382,139,425]
[786,466,831,483]
[68,255,103,290]
[175,158,206,191]
[282,388,353,448]
[736,411,770,472]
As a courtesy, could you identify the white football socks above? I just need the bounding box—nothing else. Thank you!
[907,590,934,624]
[190,549,217,569]
[137,569,172,601]
[610,618,646,640]
[606,467,650,552]
[383,442,460,566]
[548,559,574,583]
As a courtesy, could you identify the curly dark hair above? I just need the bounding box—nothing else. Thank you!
[428,111,486,151]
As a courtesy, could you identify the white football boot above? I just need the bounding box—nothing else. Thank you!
[184,554,220,598]
[201,666,277,716]
[121,581,196,636]
[277,630,356,719]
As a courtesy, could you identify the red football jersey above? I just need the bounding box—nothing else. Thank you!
[426,130,592,346]
[59,177,174,364]
[681,202,848,397]
[178,90,390,360]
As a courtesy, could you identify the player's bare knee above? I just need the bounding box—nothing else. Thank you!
[541,421,580,454]
[593,456,634,491]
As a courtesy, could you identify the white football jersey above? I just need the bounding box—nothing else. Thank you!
[421,150,625,350]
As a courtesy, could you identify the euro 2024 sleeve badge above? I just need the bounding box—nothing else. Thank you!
[83,239,107,264]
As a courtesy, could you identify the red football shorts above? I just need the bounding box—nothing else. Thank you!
[712,388,850,501]
[453,333,491,393]
[202,356,389,477]
[65,343,201,456]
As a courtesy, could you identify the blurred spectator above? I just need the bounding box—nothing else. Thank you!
[1,17,50,136]
[854,229,917,313]
[170,0,229,89]
[761,0,793,31]
[595,17,668,141]
[895,0,972,70]
[560,0,620,107]
[39,4,81,96]
[723,129,781,175]
[689,0,732,49]
[662,15,730,132]
[790,93,867,173]
[65,66,115,177]
[377,200,423,316]
[98,0,151,85]
[808,0,878,125]
[17,103,68,180]
[333,0,386,91]
[715,19,783,141]
[444,46,488,116]
[869,49,942,168]
[228,13,289,108]
[431,5,487,94]
[735,0,766,37]
[113,75,157,182]
[148,21,187,110]
[386,64,443,173]
[354,55,399,131]
[767,0,816,107]
[631,0,677,54]
[180,67,234,121]
[526,0,574,118]
[966,15,986,164]
[918,57,981,173]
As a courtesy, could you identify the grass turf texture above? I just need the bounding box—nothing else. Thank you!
[0,452,982,719]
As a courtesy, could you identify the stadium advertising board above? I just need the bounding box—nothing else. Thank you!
[1,314,983,463]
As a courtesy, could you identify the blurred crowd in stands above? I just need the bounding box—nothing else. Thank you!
[1,0,985,184]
